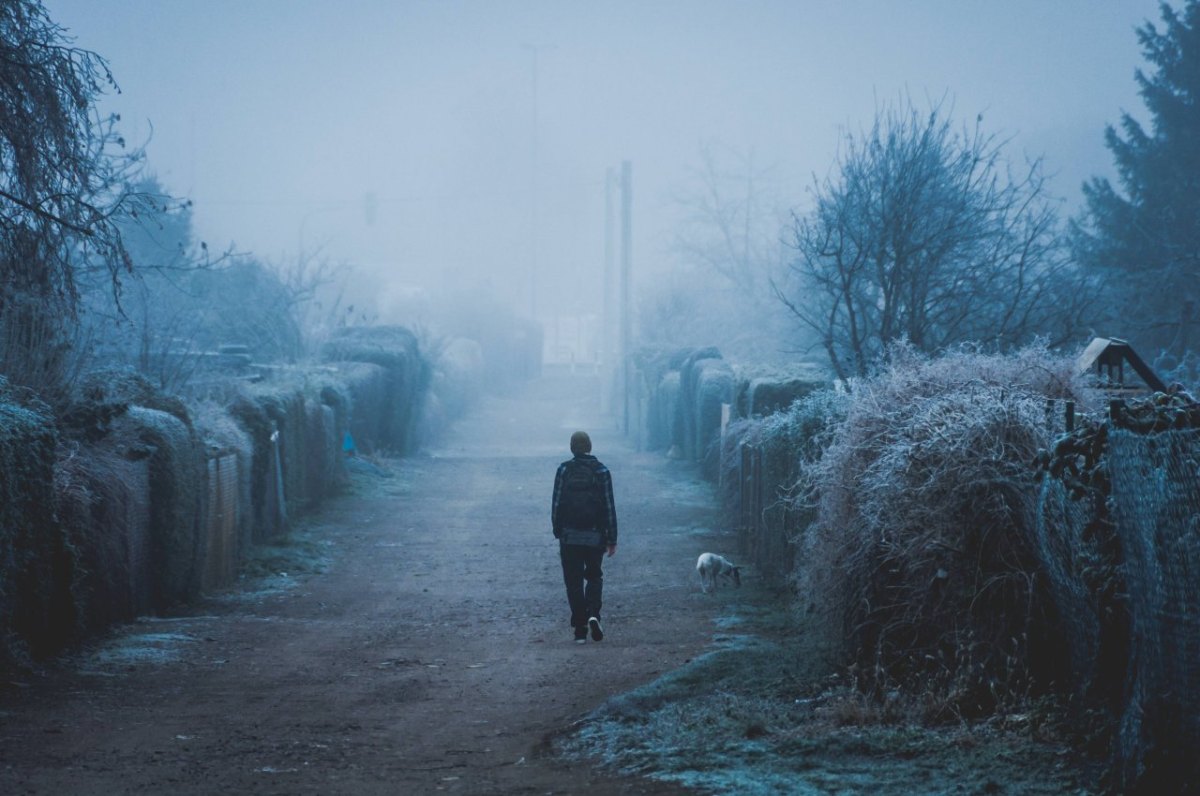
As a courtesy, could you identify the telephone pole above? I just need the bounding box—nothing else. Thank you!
[522,43,553,320]
[602,167,616,413]
[620,160,632,436]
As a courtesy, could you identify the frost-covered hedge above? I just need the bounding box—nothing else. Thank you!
[0,324,442,669]
[796,344,1097,714]
[54,372,206,635]
[722,389,845,578]
[418,337,484,446]
[0,384,74,664]
[635,346,692,454]
[57,423,152,629]
[699,339,1200,787]
[635,345,730,469]
[734,375,823,419]
[321,325,427,454]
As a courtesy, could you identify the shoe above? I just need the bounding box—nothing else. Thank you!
[574,627,587,644]
[588,616,604,642]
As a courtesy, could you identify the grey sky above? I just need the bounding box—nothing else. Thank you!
[47,0,1161,319]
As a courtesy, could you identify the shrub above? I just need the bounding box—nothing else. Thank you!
[797,342,1098,715]
[419,335,484,444]
[725,388,846,580]
[0,383,74,665]
[321,325,427,453]
[55,435,151,630]
[126,405,205,608]
[191,399,255,580]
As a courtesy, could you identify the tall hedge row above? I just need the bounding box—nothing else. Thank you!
[0,393,74,663]
[633,339,1200,790]
[320,325,427,454]
[0,324,448,669]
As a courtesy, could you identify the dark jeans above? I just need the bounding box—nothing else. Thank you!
[560,543,604,629]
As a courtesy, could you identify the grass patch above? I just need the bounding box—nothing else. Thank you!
[555,581,1097,795]
[238,533,332,581]
[223,520,337,603]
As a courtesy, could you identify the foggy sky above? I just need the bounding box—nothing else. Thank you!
[47,0,1161,321]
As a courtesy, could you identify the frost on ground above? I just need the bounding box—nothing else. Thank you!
[216,522,336,603]
[555,582,1098,795]
[72,619,205,675]
[72,516,341,676]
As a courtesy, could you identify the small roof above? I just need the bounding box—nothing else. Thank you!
[1076,337,1166,393]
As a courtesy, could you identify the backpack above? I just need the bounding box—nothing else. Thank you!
[558,460,603,529]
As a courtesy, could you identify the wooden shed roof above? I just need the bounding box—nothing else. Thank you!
[1076,337,1166,393]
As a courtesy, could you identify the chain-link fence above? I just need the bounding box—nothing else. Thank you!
[1107,427,1200,790]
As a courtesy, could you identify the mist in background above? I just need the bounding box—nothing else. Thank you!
[46,0,1159,329]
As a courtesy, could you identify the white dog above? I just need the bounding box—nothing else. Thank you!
[696,552,741,593]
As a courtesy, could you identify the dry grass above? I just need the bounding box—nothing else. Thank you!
[556,578,1096,795]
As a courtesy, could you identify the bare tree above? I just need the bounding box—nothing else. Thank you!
[779,99,1095,382]
[654,143,800,365]
[0,1,155,399]
[672,142,786,296]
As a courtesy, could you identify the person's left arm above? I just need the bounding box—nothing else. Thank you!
[601,467,617,551]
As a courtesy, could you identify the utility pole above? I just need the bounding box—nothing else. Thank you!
[522,43,553,321]
[620,160,632,436]
[602,167,616,413]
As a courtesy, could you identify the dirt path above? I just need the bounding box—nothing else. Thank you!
[0,369,732,795]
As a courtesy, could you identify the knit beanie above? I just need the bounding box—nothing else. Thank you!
[570,430,592,455]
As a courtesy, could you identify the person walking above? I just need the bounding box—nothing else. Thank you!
[552,430,617,644]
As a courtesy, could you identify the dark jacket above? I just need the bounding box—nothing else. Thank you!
[551,453,618,547]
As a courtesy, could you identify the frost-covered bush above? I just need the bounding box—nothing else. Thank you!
[60,367,192,440]
[321,325,427,453]
[192,400,255,572]
[55,431,153,628]
[759,387,847,468]
[719,415,763,526]
[414,335,485,446]
[798,343,1099,715]
[634,345,697,454]
[125,406,206,608]
[649,369,681,453]
[677,347,722,460]
[53,372,207,625]
[734,372,826,419]
[0,382,75,665]
[329,361,388,455]
[631,346,684,452]
[240,381,316,523]
[694,359,735,479]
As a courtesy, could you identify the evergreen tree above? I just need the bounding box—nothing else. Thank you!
[1074,0,1200,360]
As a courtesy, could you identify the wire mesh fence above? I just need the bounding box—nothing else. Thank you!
[1106,427,1200,788]
[1036,404,1200,790]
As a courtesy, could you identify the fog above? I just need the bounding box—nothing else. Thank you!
[47,0,1159,328]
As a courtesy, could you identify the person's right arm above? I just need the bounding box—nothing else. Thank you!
[551,463,565,538]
